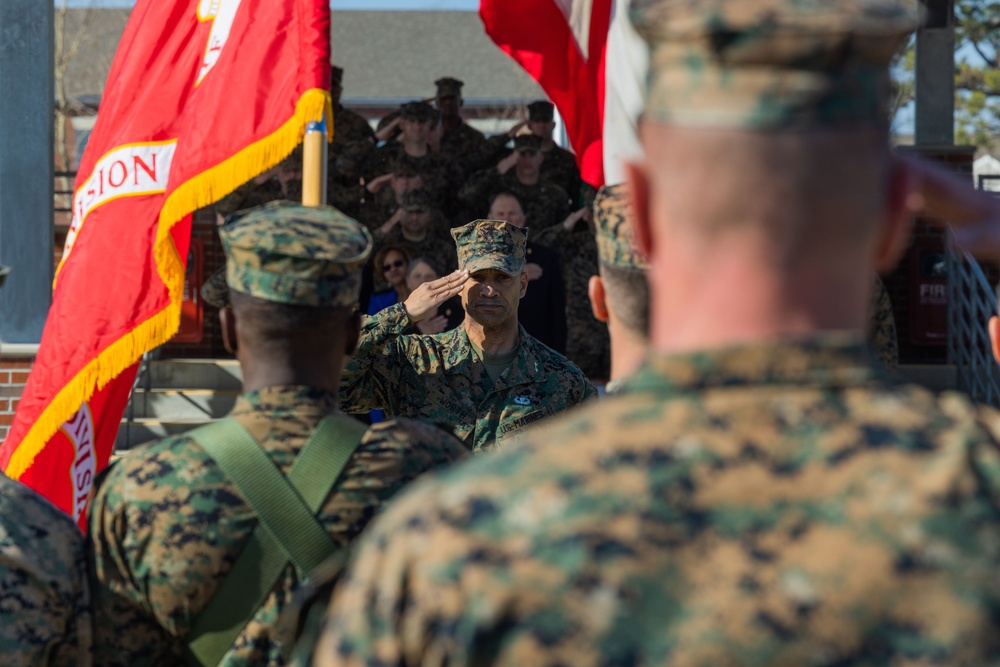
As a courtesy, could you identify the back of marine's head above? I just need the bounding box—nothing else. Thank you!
[218,201,372,351]
[629,0,921,263]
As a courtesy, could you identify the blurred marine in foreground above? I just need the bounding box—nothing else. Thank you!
[0,261,92,666]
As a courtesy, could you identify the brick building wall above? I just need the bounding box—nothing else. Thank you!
[0,350,35,442]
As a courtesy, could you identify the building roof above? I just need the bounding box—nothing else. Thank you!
[974,154,1000,175]
[333,11,543,104]
[62,9,544,107]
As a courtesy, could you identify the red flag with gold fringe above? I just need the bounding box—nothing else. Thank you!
[0,0,332,530]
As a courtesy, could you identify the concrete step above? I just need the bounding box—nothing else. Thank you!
[897,364,957,392]
[130,389,238,420]
[145,359,242,391]
[115,418,217,450]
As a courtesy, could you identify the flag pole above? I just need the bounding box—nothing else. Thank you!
[301,118,328,206]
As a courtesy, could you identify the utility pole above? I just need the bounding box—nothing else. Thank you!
[915,0,955,145]
[0,1,54,343]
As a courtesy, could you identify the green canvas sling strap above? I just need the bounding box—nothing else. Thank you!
[184,413,367,667]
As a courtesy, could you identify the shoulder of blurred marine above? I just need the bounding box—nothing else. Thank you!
[0,472,90,666]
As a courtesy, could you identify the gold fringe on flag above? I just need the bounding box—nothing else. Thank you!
[6,89,332,480]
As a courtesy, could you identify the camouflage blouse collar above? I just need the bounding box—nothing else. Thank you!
[442,324,546,385]
[231,385,338,419]
[623,332,884,395]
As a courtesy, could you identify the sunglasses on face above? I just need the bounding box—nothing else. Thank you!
[382,259,406,272]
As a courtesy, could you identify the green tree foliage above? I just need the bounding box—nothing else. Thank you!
[955,0,1000,148]
[892,1,999,150]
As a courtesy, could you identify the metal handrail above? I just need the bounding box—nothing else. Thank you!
[947,238,1000,408]
[54,170,76,214]
[119,351,153,451]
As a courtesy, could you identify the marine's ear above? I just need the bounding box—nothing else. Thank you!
[589,275,609,323]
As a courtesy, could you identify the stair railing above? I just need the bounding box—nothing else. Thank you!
[946,235,1000,408]
[120,351,153,451]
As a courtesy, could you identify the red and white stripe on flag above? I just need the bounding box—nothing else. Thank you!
[480,0,613,189]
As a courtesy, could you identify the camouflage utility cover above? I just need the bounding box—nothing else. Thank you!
[452,219,527,276]
[528,100,555,121]
[88,386,468,666]
[513,134,543,152]
[340,303,596,451]
[1,473,91,666]
[399,101,436,121]
[631,0,922,128]
[435,77,464,98]
[307,335,1000,665]
[219,201,373,308]
[401,188,434,211]
[594,182,647,270]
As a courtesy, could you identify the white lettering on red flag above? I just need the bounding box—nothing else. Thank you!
[196,0,243,85]
[60,403,96,524]
[554,0,596,59]
[63,140,177,263]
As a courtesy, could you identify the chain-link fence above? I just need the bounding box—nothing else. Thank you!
[947,242,1000,408]
[947,180,1000,407]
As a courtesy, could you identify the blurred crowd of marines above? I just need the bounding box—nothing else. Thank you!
[6,0,1000,665]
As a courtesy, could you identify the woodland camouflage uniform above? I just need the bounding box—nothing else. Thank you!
[300,2,1000,665]
[1,473,92,667]
[435,77,491,179]
[87,202,467,666]
[867,274,899,370]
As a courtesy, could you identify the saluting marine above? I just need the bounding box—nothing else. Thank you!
[340,218,595,451]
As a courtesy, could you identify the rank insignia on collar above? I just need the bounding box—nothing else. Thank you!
[514,396,531,406]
